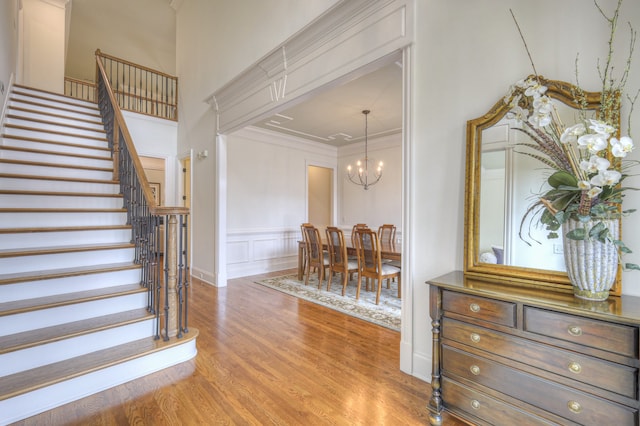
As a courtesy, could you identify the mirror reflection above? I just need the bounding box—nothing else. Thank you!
[465,76,607,288]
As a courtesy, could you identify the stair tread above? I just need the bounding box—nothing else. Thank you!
[0,242,135,258]
[0,173,118,184]
[0,261,141,285]
[0,133,110,152]
[0,224,131,234]
[11,86,100,111]
[0,308,153,354]
[8,106,103,126]
[0,145,112,161]
[0,189,121,197]
[9,97,101,119]
[0,283,145,317]
[0,329,199,401]
[4,124,107,142]
[0,158,113,172]
[6,114,105,134]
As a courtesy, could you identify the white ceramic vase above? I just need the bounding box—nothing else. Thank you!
[562,218,619,301]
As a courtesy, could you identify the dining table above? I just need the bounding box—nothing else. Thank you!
[297,239,401,280]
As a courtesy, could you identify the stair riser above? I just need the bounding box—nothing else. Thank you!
[2,127,107,146]
[0,247,135,274]
[0,292,148,337]
[8,100,101,122]
[4,118,106,140]
[0,212,127,228]
[0,194,122,209]
[6,110,104,131]
[0,268,141,302]
[1,137,110,157]
[0,162,113,180]
[11,90,99,112]
[0,319,155,377]
[0,229,132,250]
[0,178,119,194]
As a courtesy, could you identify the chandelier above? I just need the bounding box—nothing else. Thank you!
[346,110,383,190]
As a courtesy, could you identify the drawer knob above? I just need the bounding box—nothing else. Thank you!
[470,399,480,410]
[568,361,582,374]
[470,365,480,375]
[469,303,481,313]
[567,400,582,414]
[568,325,583,336]
[470,333,481,343]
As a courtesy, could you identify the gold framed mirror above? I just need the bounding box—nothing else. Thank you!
[464,76,622,295]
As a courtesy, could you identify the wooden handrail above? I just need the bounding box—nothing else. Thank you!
[95,52,190,341]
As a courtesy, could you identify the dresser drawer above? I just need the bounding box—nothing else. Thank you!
[442,377,556,425]
[442,290,516,327]
[442,345,638,425]
[442,318,638,398]
[524,307,638,357]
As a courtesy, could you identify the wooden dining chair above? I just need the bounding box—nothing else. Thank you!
[351,223,369,248]
[302,225,330,288]
[325,227,359,295]
[300,223,313,280]
[378,224,396,246]
[356,228,401,305]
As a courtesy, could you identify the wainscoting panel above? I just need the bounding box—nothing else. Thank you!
[227,228,300,279]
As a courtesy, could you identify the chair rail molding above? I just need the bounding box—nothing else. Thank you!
[205,0,413,134]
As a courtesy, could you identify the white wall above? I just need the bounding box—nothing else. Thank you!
[122,111,179,205]
[339,133,402,233]
[19,0,67,93]
[175,0,640,384]
[0,0,18,118]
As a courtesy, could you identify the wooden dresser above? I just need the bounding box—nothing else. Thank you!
[427,271,640,426]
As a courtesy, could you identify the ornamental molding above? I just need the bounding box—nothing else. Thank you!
[206,0,413,134]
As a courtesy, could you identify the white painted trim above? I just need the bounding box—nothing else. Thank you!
[215,133,227,287]
[235,126,338,157]
[207,0,413,135]
[0,74,15,129]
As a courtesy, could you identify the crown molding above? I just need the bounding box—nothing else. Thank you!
[207,0,413,135]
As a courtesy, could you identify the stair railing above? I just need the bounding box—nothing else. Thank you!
[95,49,178,121]
[95,53,190,342]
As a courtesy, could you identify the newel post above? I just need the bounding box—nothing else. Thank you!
[162,214,179,339]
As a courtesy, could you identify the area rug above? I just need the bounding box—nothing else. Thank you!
[253,274,401,331]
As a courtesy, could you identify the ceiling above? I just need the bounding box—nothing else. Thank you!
[67,0,402,147]
[250,59,403,147]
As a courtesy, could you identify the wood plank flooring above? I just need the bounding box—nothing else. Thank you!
[12,269,469,425]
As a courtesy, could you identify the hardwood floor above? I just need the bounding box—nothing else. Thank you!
[13,269,469,425]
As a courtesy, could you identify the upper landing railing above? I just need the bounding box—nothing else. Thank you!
[65,49,178,121]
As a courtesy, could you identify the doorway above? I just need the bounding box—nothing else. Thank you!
[307,165,333,229]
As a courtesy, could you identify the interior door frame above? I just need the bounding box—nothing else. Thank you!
[306,161,337,228]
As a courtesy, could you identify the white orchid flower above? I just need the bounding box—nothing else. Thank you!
[533,96,553,114]
[528,110,552,128]
[578,180,591,190]
[591,169,622,187]
[524,82,547,99]
[560,123,586,144]
[588,119,616,137]
[610,136,634,158]
[587,186,603,199]
[507,105,529,124]
[579,155,610,174]
[577,133,608,153]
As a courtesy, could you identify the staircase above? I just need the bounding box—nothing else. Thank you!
[0,85,197,425]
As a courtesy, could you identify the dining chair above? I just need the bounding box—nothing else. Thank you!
[325,227,359,295]
[378,224,396,246]
[300,223,313,281]
[303,225,330,288]
[356,228,401,305]
[351,223,369,248]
